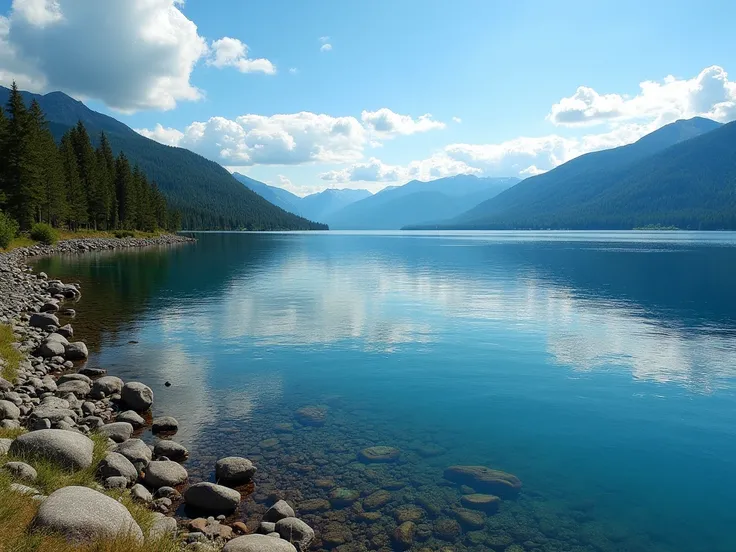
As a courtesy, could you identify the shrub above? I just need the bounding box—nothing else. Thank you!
[114,230,135,238]
[29,223,59,245]
[0,211,18,249]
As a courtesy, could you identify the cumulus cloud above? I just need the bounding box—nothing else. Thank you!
[207,37,275,74]
[139,112,367,166]
[549,65,736,126]
[0,0,209,111]
[320,43,332,52]
[452,116,462,123]
[320,154,480,183]
[361,108,445,137]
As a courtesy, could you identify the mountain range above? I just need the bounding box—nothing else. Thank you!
[407,117,736,230]
[232,173,372,221]
[0,86,326,231]
[321,175,520,230]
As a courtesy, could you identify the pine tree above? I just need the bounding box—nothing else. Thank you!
[4,82,37,228]
[60,132,87,230]
[96,132,117,229]
[71,121,104,229]
[28,100,66,225]
[115,152,136,229]
[0,106,8,207]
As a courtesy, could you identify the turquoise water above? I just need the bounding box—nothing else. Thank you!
[34,231,736,552]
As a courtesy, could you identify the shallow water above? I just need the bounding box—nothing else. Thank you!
[34,231,736,552]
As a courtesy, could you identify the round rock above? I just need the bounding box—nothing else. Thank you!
[3,461,38,481]
[116,410,145,428]
[263,499,295,522]
[275,517,315,552]
[184,482,241,513]
[121,382,153,412]
[144,459,188,488]
[98,451,138,484]
[34,486,143,543]
[153,440,189,461]
[64,342,89,361]
[0,400,20,421]
[223,534,297,552]
[98,422,134,443]
[215,456,257,485]
[90,376,123,399]
[152,416,178,434]
[10,429,94,469]
[358,446,401,463]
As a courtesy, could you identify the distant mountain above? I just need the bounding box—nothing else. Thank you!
[410,117,728,230]
[325,175,520,230]
[232,173,303,214]
[232,172,371,222]
[0,86,326,231]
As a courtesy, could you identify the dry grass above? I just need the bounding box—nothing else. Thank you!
[0,236,35,252]
[0,325,23,382]
[0,434,181,552]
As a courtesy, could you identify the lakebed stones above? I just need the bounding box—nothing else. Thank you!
[294,405,327,426]
[10,429,94,469]
[263,499,295,522]
[363,489,392,510]
[144,459,188,488]
[329,487,360,506]
[461,493,502,512]
[358,445,401,463]
[443,465,522,497]
[275,517,315,552]
[184,482,241,513]
[215,456,257,485]
[223,534,297,552]
[34,486,144,543]
[121,381,153,412]
[394,521,416,549]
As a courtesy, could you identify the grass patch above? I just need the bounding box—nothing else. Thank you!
[0,434,181,552]
[0,325,23,383]
[0,236,35,252]
[0,427,26,440]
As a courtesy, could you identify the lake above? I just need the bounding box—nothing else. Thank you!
[34,231,736,552]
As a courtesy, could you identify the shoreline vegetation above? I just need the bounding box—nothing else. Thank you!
[0,234,318,552]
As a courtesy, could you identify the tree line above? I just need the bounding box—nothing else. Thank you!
[0,82,180,233]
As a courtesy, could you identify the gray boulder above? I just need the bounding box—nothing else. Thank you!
[117,410,145,428]
[276,518,315,552]
[104,476,128,489]
[57,324,74,339]
[57,373,92,385]
[0,438,12,455]
[31,405,78,423]
[98,451,138,483]
[152,416,178,434]
[29,312,59,328]
[10,482,43,497]
[0,399,20,420]
[64,342,89,361]
[263,500,295,522]
[184,482,240,513]
[144,459,188,488]
[98,422,134,443]
[223,534,297,552]
[89,376,123,399]
[215,456,257,485]
[3,461,38,481]
[34,486,143,543]
[115,438,152,469]
[121,382,153,412]
[38,339,66,358]
[149,512,177,539]
[10,429,94,469]
[153,440,189,461]
[56,379,90,398]
[131,483,153,503]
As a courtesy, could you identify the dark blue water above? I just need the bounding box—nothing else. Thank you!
[35,231,736,552]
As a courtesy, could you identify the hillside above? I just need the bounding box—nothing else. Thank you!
[0,86,327,231]
[410,117,727,230]
[326,175,519,230]
[232,173,303,215]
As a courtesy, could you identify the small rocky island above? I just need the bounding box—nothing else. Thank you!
[0,235,528,551]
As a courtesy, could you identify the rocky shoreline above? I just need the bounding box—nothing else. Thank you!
[0,235,317,551]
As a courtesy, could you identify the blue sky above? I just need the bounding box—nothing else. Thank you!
[1,0,735,195]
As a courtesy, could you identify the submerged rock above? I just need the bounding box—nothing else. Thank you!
[358,446,401,463]
[329,487,359,506]
[443,465,522,497]
[223,534,296,552]
[215,456,256,485]
[152,416,179,434]
[184,482,240,513]
[461,493,501,512]
[394,521,416,549]
[154,439,189,461]
[275,517,314,552]
[35,486,143,543]
[295,406,327,426]
[363,489,392,510]
[263,499,295,522]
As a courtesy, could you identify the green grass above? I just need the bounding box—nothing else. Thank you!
[0,433,181,551]
[0,325,23,383]
[0,229,168,252]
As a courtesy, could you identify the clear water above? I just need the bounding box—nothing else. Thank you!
[34,231,736,552]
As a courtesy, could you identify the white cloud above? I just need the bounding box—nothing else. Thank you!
[452,116,462,124]
[320,43,332,53]
[0,0,209,111]
[320,154,480,183]
[289,67,298,74]
[361,108,446,137]
[139,112,368,166]
[319,36,330,43]
[207,37,275,75]
[549,65,736,126]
